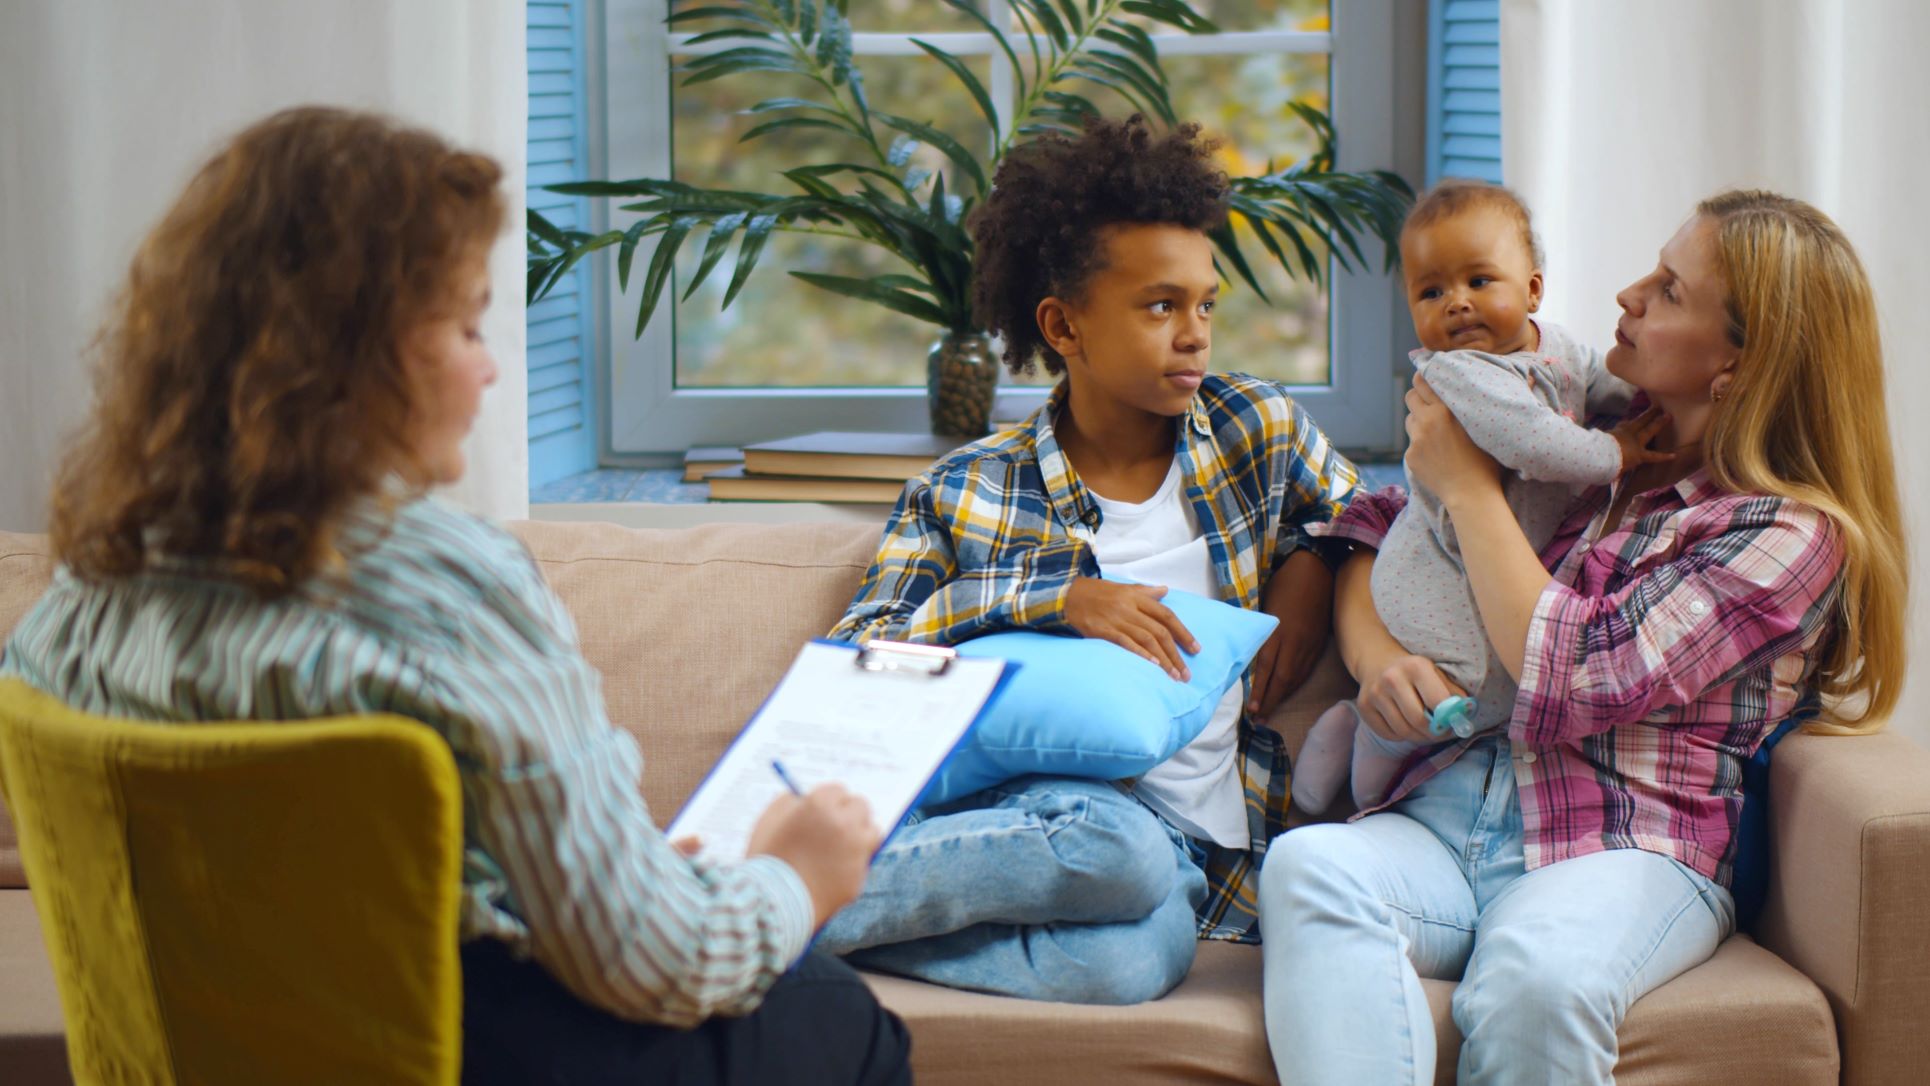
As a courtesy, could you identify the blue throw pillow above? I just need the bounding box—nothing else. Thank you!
[918,582,1279,807]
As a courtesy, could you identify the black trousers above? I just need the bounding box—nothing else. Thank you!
[460,939,913,1086]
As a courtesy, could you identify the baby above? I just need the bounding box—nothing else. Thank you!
[1291,180,1665,813]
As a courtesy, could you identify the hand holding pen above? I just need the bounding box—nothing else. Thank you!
[744,761,880,928]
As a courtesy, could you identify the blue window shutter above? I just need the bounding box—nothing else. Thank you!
[527,0,598,487]
[1425,0,1503,186]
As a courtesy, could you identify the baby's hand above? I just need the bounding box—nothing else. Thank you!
[1610,405,1674,473]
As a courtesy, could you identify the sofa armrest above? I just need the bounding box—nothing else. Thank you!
[1755,729,1930,1086]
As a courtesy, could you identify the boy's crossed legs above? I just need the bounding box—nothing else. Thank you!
[817,775,1207,1005]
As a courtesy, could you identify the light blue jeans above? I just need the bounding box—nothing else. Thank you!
[816,775,1208,1004]
[1260,735,1735,1085]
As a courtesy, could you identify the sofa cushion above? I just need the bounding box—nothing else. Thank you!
[0,885,1842,1086]
[862,933,1837,1086]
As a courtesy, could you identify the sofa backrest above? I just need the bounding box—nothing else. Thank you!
[0,521,880,887]
[0,517,1350,890]
[505,518,885,820]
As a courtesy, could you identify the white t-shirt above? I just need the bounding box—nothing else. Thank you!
[1083,460,1249,848]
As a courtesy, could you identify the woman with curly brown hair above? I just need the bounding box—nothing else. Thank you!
[1,106,908,1085]
[819,116,1360,1003]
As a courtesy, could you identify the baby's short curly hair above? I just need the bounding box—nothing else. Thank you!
[1401,178,1544,269]
[969,116,1229,376]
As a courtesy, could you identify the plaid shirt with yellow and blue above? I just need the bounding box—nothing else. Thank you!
[829,373,1359,942]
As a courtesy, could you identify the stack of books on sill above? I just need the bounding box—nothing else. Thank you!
[686,431,963,504]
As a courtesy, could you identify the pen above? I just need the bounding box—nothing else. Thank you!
[771,759,805,796]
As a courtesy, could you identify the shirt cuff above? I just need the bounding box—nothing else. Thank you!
[1010,540,1097,632]
[1582,429,1623,485]
[1308,485,1406,550]
[737,855,817,968]
[1299,534,1361,574]
[1508,579,1592,748]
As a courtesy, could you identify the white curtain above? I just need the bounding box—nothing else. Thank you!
[0,0,528,530]
[1502,0,1930,746]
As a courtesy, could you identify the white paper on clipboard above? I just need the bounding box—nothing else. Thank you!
[666,640,1012,864]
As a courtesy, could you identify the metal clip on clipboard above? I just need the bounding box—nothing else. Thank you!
[853,639,956,677]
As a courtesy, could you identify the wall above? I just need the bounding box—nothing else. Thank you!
[0,0,528,531]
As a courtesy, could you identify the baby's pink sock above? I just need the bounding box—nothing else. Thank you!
[1350,728,1415,810]
[1292,701,1362,814]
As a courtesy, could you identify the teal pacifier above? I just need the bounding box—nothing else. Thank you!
[1429,695,1479,739]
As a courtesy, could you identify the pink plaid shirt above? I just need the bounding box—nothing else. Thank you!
[1315,470,1844,886]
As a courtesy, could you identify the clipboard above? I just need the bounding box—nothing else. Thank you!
[665,638,1018,864]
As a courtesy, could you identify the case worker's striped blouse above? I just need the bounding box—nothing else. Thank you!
[2,497,814,1028]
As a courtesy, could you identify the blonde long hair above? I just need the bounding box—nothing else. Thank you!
[1698,190,1907,732]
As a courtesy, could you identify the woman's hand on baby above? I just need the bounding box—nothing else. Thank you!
[1355,649,1467,745]
[1250,548,1335,716]
[1403,374,1503,509]
[1066,576,1200,682]
[1610,405,1675,473]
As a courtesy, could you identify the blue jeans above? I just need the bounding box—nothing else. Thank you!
[1260,736,1735,1085]
[816,775,1208,1004]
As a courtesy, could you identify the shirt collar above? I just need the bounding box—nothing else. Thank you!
[1027,380,1213,532]
[1184,388,1212,438]
[1670,466,1725,506]
[1028,382,1099,531]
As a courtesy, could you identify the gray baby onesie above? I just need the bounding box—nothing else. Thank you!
[1374,320,1635,734]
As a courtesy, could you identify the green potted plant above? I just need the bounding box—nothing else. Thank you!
[527,0,1414,438]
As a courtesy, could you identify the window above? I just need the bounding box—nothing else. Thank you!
[527,0,601,486]
[1426,0,1501,185]
[591,0,1420,460]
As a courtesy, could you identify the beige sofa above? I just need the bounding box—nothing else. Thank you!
[2,519,1928,1084]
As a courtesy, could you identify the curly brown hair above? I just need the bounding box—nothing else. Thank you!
[50,106,505,596]
[969,115,1229,376]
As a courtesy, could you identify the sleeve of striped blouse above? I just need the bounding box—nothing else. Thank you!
[451,541,817,1027]
[469,730,816,1027]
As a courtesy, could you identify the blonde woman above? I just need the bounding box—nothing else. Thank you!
[1260,190,1906,1085]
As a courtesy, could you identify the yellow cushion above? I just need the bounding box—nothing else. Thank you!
[0,678,462,1085]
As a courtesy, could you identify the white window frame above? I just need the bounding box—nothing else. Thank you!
[598,0,1412,460]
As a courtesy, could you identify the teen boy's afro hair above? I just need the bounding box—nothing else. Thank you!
[969,115,1229,376]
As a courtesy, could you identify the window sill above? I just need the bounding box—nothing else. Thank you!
[528,464,1408,530]
[531,469,708,504]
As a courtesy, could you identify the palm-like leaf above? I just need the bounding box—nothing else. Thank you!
[525,0,1415,345]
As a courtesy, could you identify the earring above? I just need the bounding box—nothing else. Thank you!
[1711,385,1726,404]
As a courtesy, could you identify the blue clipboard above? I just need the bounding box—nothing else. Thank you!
[665,638,1020,864]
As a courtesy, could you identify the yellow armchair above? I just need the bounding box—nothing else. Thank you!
[0,678,463,1085]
